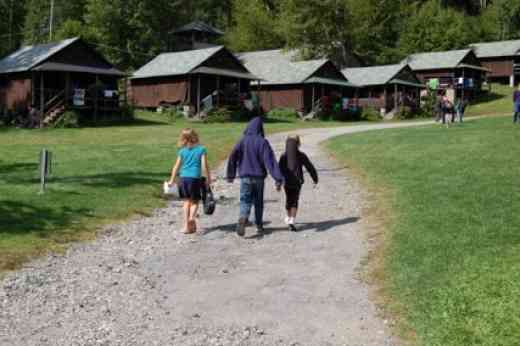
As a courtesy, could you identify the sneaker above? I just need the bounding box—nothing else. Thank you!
[236,218,247,237]
[256,224,265,236]
[284,216,290,225]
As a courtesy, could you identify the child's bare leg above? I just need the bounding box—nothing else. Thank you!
[290,207,298,218]
[189,201,200,230]
[182,200,190,232]
[189,201,199,220]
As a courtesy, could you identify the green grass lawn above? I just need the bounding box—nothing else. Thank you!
[0,112,352,272]
[466,84,514,117]
[326,117,520,345]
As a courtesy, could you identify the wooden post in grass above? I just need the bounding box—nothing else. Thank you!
[39,149,52,194]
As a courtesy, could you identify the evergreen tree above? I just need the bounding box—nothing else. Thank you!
[349,0,402,65]
[85,0,181,70]
[398,0,481,56]
[225,0,284,52]
[23,0,87,44]
[0,0,26,57]
[279,0,354,66]
[482,0,520,40]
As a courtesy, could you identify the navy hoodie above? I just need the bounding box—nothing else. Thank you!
[226,117,284,183]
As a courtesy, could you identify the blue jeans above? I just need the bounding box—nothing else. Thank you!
[239,177,265,226]
[514,112,520,123]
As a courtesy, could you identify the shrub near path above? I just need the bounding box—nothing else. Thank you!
[326,117,520,345]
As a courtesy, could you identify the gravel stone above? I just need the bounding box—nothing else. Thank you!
[0,123,427,345]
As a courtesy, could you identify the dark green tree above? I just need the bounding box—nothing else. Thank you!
[481,0,520,40]
[398,0,482,56]
[23,0,87,44]
[0,0,26,57]
[349,0,403,65]
[225,0,284,52]
[279,0,354,66]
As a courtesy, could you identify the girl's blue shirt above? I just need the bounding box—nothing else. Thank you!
[178,145,207,178]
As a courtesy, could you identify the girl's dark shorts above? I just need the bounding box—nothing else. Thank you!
[284,184,301,210]
[178,177,203,201]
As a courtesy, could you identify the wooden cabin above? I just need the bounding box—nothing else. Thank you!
[130,46,257,113]
[170,21,224,52]
[469,40,520,86]
[342,64,423,115]
[403,49,488,99]
[237,49,356,115]
[0,37,125,121]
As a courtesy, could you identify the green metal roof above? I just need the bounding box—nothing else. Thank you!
[191,66,258,80]
[304,77,357,88]
[237,49,331,85]
[470,40,520,58]
[403,49,473,71]
[0,37,80,74]
[132,46,224,79]
[389,79,425,88]
[342,64,407,86]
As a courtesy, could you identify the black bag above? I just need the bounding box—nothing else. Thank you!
[203,186,216,215]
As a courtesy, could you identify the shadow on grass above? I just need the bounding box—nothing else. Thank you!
[0,200,93,236]
[82,117,169,128]
[470,91,506,107]
[205,216,360,238]
[0,162,38,176]
[1,171,166,188]
[58,172,166,188]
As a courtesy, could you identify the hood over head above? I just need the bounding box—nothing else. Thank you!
[243,116,265,137]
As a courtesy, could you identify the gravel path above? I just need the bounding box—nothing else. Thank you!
[0,121,435,346]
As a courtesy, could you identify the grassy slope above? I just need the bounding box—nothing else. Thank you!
[326,117,520,345]
[466,84,513,117]
[0,112,350,272]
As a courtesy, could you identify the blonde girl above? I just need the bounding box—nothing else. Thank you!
[168,128,211,234]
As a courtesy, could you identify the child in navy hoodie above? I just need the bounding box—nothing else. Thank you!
[227,117,284,236]
[279,135,318,231]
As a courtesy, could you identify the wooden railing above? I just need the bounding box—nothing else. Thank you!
[44,90,65,114]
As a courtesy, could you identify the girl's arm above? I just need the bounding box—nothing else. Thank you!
[301,153,319,184]
[202,153,212,186]
[168,157,182,185]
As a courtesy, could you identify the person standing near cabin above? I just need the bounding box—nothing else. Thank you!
[455,96,467,123]
[226,116,284,237]
[513,85,520,124]
[167,129,211,234]
[434,93,442,122]
[441,92,453,125]
[279,135,318,232]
